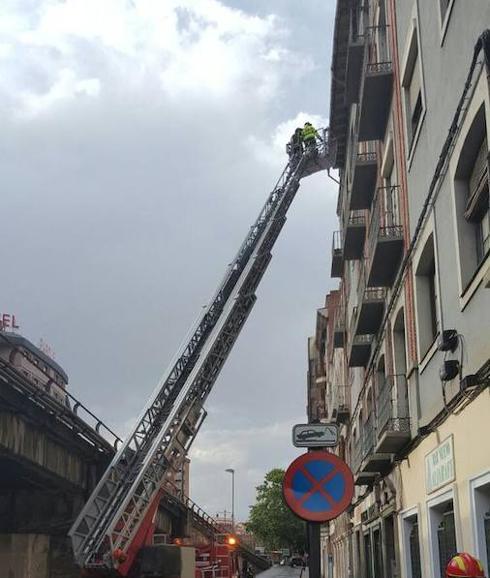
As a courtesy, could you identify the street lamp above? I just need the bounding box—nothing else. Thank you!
[225,468,235,532]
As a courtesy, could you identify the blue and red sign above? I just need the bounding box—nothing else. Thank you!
[283,451,354,522]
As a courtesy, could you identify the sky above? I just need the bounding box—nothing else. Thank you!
[0,0,338,521]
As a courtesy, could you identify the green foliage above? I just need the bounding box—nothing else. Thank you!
[246,468,306,552]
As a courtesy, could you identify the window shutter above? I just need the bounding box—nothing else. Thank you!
[465,137,489,222]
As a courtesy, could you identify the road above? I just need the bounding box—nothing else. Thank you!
[258,565,307,578]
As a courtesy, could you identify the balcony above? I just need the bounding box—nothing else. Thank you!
[348,333,373,367]
[358,60,394,141]
[344,210,367,260]
[356,414,391,483]
[376,375,411,454]
[356,287,387,335]
[367,187,404,287]
[350,142,378,210]
[331,385,350,424]
[351,439,374,485]
[331,231,343,278]
[333,308,345,348]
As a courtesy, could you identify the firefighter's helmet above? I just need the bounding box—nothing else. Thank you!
[446,554,485,578]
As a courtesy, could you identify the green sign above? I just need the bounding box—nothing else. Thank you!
[425,435,455,494]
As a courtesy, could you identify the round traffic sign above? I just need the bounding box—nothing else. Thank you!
[283,451,354,522]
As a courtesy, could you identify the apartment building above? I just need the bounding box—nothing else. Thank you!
[314,2,490,578]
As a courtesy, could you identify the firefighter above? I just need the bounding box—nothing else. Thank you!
[302,122,319,153]
[291,127,303,157]
[287,128,303,164]
[446,553,486,578]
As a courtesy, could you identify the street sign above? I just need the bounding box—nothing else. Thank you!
[292,423,339,448]
[282,451,354,522]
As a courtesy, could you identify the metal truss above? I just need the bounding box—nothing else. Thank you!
[69,133,333,571]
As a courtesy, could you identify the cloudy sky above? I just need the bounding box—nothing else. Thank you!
[0,0,338,520]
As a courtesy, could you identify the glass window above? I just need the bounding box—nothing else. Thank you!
[364,533,373,578]
[415,234,440,356]
[409,521,422,578]
[437,505,457,578]
[402,33,424,150]
[373,528,384,578]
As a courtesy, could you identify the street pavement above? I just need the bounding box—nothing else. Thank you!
[258,565,307,578]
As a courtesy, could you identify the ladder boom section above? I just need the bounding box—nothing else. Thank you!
[69,132,332,570]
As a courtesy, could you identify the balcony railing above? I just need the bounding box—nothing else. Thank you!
[358,25,394,141]
[349,140,378,210]
[376,375,411,453]
[351,437,364,474]
[344,210,367,260]
[362,413,377,459]
[332,384,350,424]
[366,186,404,286]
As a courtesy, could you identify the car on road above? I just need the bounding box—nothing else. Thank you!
[289,556,305,568]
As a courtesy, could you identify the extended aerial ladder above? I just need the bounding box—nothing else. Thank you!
[69,131,334,575]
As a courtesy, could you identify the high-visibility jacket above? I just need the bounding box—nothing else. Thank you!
[302,125,318,141]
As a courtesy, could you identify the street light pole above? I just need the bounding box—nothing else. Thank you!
[225,468,235,532]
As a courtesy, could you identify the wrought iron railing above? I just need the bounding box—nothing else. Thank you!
[366,61,393,75]
[367,185,404,260]
[377,374,410,437]
[362,413,377,458]
[351,437,364,473]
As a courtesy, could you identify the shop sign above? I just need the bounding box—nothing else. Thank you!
[425,435,455,494]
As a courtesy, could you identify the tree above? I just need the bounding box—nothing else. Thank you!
[246,468,306,552]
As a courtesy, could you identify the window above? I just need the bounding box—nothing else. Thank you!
[401,510,423,578]
[402,28,424,151]
[453,105,490,289]
[437,504,457,578]
[415,234,440,357]
[470,472,490,576]
[373,527,384,578]
[428,493,459,578]
[384,515,397,578]
[393,308,407,375]
[409,521,422,578]
[364,533,373,578]
[468,137,490,263]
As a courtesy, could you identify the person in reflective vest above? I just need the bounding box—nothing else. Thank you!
[446,553,486,578]
[302,122,319,152]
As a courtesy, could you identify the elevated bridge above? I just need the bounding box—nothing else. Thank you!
[0,361,268,577]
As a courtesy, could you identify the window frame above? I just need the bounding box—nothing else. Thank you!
[399,505,424,578]
[400,12,426,166]
[413,225,442,368]
[438,0,456,46]
[449,70,490,308]
[427,486,461,578]
[469,470,490,578]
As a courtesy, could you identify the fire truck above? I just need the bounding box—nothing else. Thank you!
[69,131,333,577]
